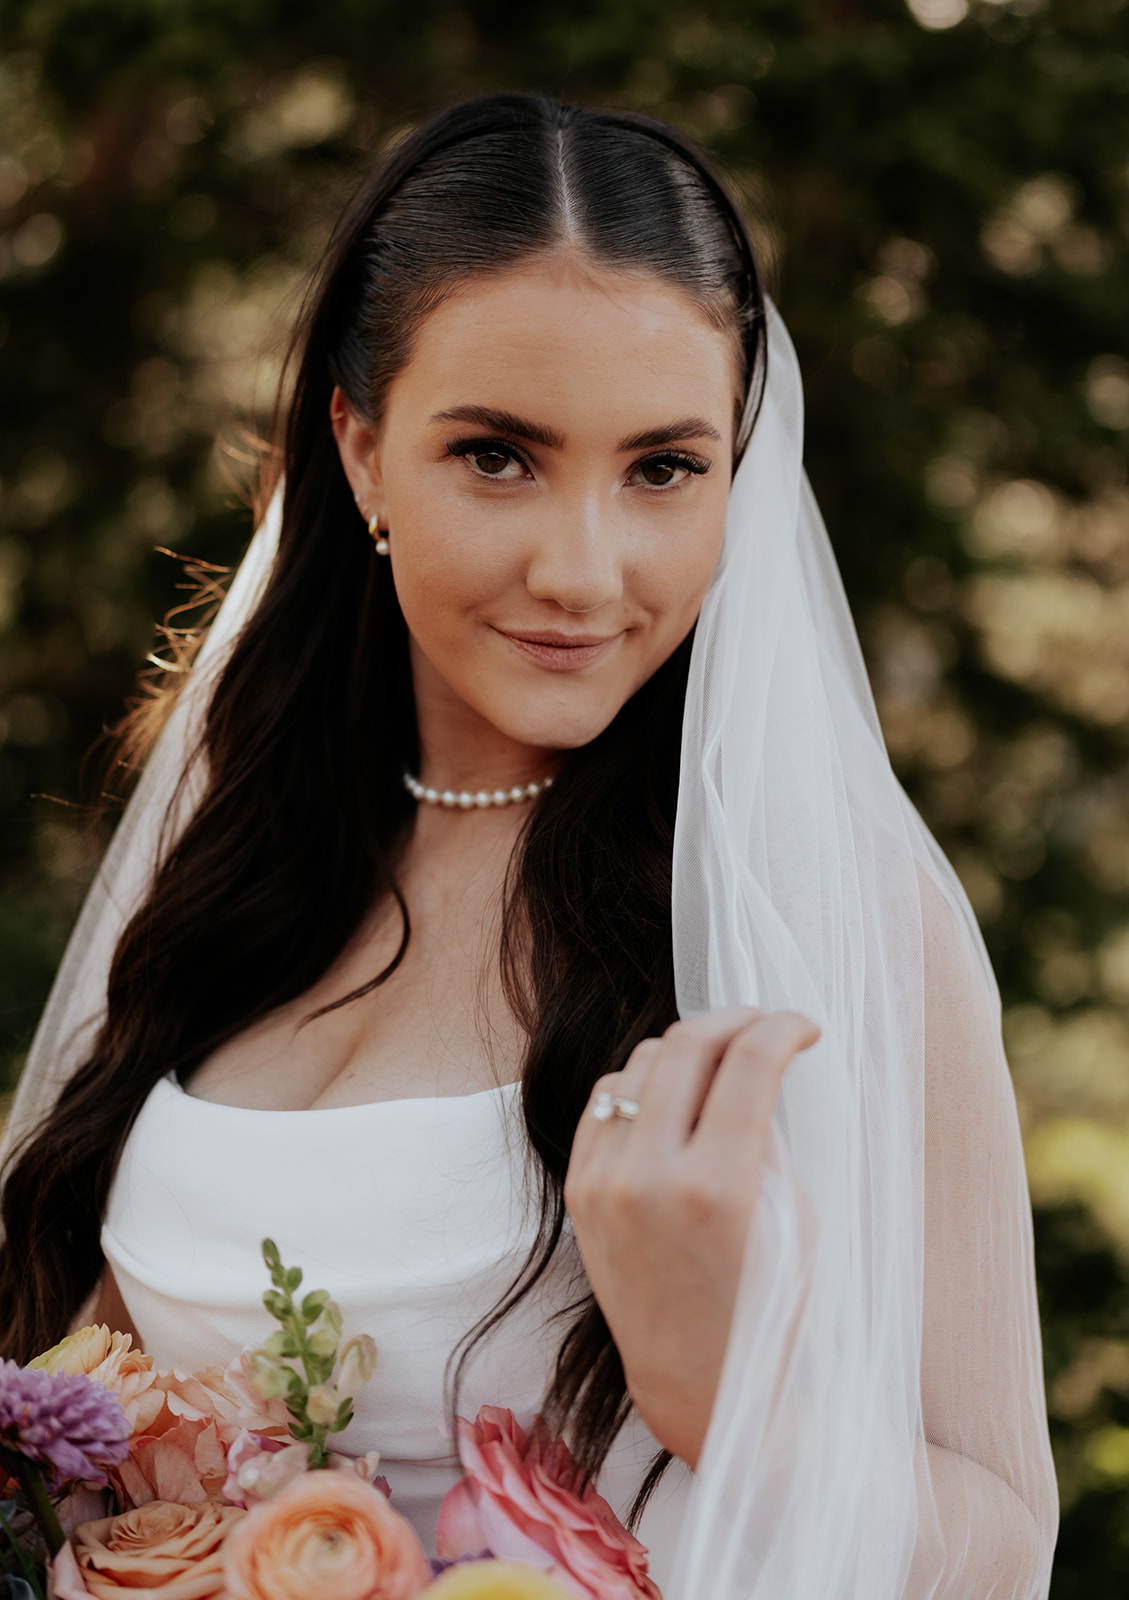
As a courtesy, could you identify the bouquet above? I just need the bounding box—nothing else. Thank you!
[0,1242,661,1600]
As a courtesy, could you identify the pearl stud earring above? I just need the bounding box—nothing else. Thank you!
[366,512,390,557]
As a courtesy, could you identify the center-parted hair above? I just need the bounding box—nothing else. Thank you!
[0,93,766,1512]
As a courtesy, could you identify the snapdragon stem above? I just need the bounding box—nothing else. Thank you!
[17,1463,63,1559]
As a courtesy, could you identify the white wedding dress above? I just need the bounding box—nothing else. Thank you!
[9,304,1058,1597]
[100,1072,692,1574]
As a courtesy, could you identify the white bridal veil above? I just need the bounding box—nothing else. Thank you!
[3,304,1057,1599]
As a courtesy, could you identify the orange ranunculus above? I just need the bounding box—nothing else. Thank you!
[31,1325,162,1436]
[424,1560,578,1598]
[52,1499,245,1599]
[224,1468,431,1600]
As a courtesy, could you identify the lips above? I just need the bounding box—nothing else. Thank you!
[496,627,622,672]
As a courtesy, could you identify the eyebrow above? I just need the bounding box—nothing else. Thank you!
[430,405,721,453]
[617,417,722,451]
[430,406,564,450]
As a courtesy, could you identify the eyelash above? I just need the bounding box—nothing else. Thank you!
[444,436,712,487]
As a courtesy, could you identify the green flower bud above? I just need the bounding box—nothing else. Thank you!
[301,1290,330,1324]
[247,1352,290,1400]
[305,1384,340,1426]
[262,1289,289,1321]
[307,1301,344,1360]
[337,1334,378,1400]
[285,1265,303,1293]
[307,1326,338,1361]
[264,1329,300,1360]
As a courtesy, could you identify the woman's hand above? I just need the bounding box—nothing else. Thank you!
[564,1007,819,1470]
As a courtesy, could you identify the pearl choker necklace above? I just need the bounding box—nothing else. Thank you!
[403,771,555,809]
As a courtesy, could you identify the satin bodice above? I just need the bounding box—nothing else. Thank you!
[101,1075,691,1574]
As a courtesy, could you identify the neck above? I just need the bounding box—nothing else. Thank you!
[410,638,557,795]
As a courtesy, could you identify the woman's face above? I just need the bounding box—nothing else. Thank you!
[332,253,738,779]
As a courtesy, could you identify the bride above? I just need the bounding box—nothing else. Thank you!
[0,93,1056,1597]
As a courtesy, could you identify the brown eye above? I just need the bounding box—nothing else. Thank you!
[472,449,512,475]
[629,451,709,489]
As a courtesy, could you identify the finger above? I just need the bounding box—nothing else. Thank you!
[630,1007,763,1145]
[692,1011,820,1154]
[570,1041,662,1172]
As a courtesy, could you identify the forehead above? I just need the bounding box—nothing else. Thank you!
[385,254,740,438]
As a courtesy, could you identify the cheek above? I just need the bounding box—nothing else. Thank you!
[627,500,728,642]
[386,485,520,640]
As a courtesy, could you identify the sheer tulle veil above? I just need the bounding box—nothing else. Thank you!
[2,303,1057,1597]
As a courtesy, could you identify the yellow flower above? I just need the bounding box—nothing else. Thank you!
[30,1324,117,1376]
[425,1561,577,1599]
[30,1325,162,1435]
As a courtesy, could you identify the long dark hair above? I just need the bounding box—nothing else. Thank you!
[0,93,766,1500]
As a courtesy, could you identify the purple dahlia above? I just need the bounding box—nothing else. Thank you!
[0,1359,130,1489]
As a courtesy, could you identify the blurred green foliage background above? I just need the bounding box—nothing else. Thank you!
[1,0,1128,1587]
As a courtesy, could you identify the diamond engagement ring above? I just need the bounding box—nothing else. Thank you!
[592,1091,641,1122]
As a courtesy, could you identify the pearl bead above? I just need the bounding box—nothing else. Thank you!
[403,771,553,809]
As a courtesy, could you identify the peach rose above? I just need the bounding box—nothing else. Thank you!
[52,1499,245,1599]
[31,1325,162,1436]
[436,1409,661,1600]
[145,1359,291,1449]
[423,1561,579,1598]
[115,1413,229,1508]
[224,1469,431,1600]
[115,1358,293,1510]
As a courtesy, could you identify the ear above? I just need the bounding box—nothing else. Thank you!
[330,387,388,530]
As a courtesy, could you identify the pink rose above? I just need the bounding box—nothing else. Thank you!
[224,1469,431,1600]
[436,1409,661,1600]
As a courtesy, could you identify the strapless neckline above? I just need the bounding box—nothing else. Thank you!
[102,1065,691,1575]
[166,1072,521,1118]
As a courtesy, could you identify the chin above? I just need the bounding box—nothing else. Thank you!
[492,695,630,754]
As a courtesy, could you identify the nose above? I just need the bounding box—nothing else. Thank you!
[524,489,623,613]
